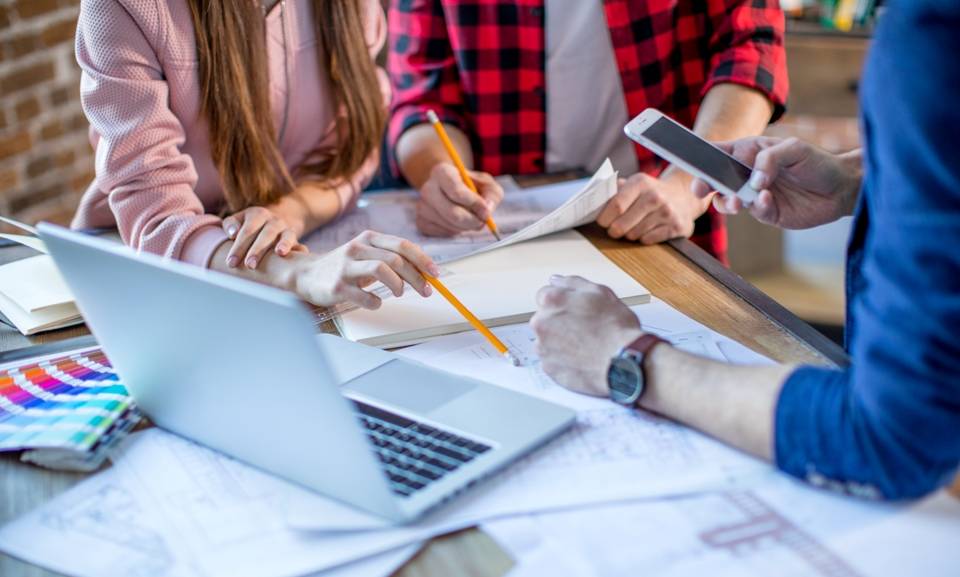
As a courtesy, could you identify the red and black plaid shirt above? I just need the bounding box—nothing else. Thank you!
[387,0,788,261]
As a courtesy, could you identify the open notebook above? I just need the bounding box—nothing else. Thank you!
[336,230,651,348]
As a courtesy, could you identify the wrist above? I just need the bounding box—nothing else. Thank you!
[837,150,864,216]
[269,195,308,238]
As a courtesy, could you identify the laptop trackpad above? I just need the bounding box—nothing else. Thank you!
[343,360,477,414]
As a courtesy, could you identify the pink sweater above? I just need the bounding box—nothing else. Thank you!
[72,0,389,267]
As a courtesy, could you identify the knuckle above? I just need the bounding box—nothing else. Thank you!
[388,254,404,270]
[358,229,376,242]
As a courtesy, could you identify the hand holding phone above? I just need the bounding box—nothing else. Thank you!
[624,109,759,205]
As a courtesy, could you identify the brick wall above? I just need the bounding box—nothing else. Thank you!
[0,0,92,227]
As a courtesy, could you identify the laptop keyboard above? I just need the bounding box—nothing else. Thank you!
[353,401,492,498]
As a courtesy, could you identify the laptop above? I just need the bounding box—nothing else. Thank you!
[38,224,574,523]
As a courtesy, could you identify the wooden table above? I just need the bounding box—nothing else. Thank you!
[1,222,953,577]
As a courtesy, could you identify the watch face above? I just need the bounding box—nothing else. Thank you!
[608,356,643,405]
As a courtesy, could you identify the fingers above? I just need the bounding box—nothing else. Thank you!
[416,199,463,237]
[749,189,780,225]
[344,258,406,299]
[334,279,382,310]
[244,220,288,269]
[274,229,299,257]
[225,209,270,268]
[222,213,243,240]
[712,193,743,215]
[349,243,433,298]
[548,274,596,291]
[471,170,504,213]
[421,164,488,231]
[366,231,441,277]
[596,177,644,228]
[690,178,715,199]
[749,137,808,191]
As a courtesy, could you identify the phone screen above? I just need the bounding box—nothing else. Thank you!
[644,117,752,192]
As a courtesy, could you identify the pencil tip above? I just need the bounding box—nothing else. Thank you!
[492,229,502,241]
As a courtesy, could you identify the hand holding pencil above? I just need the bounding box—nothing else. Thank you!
[414,111,505,238]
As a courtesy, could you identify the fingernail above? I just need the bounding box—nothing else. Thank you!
[246,257,257,269]
[428,264,441,276]
[424,284,433,296]
[227,256,239,268]
[749,170,766,190]
[227,226,238,238]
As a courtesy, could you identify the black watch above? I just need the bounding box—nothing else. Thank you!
[607,334,666,405]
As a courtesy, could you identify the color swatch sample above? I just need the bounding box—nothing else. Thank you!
[0,347,136,453]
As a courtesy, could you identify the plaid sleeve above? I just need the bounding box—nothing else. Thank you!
[386,0,468,173]
[701,0,789,122]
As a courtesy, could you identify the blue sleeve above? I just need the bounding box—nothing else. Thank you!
[773,0,960,500]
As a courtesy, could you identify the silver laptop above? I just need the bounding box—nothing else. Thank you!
[39,223,574,523]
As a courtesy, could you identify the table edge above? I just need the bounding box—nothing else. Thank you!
[668,238,850,368]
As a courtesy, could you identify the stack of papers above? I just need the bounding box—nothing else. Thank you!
[0,218,82,335]
[0,345,141,471]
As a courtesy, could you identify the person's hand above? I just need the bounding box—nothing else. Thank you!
[596,173,706,244]
[691,137,862,230]
[223,206,306,270]
[530,276,643,397]
[294,231,439,309]
[416,163,504,236]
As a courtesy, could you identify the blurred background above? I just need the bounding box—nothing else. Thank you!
[0,0,876,343]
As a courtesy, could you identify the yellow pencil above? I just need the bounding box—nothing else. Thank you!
[426,110,502,241]
[423,273,519,365]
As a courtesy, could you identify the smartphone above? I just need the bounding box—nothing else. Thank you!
[624,109,758,205]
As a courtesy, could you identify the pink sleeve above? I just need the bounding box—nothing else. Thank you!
[76,0,227,268]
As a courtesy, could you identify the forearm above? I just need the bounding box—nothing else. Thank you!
[396,123,474,189]
[639,344,794,461]
[209,240,306,294]
[662,83,775,204]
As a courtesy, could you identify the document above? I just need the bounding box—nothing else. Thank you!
[483,474,960,577]
[303,160,617,264]
[394,298,773,412]
[0,430,448,577]
[335,230,650,348]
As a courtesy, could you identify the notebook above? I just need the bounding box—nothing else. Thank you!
[336,229,651,348]
[0,220,83,335]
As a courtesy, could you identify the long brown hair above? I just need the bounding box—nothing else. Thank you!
[186,0,385,213]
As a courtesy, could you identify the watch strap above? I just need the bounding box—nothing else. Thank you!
[623,333,666,360]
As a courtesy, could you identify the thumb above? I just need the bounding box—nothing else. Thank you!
[749,138,808,191]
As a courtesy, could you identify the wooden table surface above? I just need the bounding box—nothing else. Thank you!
[0,224,954,577]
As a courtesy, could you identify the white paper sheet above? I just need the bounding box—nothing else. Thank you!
[483,474,960,577]
[303,161,616,264]
[336,230,650,348]
[0,430,459,577]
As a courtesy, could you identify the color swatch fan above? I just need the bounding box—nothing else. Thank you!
[0,346,141,471]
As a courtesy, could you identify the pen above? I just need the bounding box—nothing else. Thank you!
[426,110,502,241]
[423,273,520,366]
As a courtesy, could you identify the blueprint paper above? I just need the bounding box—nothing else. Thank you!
[483,474,960,577]
[0,430,452,577]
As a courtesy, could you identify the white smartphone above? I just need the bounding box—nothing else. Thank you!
[624,108,758,205]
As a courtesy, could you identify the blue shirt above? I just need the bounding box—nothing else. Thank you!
[774,0,960,499]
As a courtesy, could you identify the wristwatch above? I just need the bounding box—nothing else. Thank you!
[607,334,666,405]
